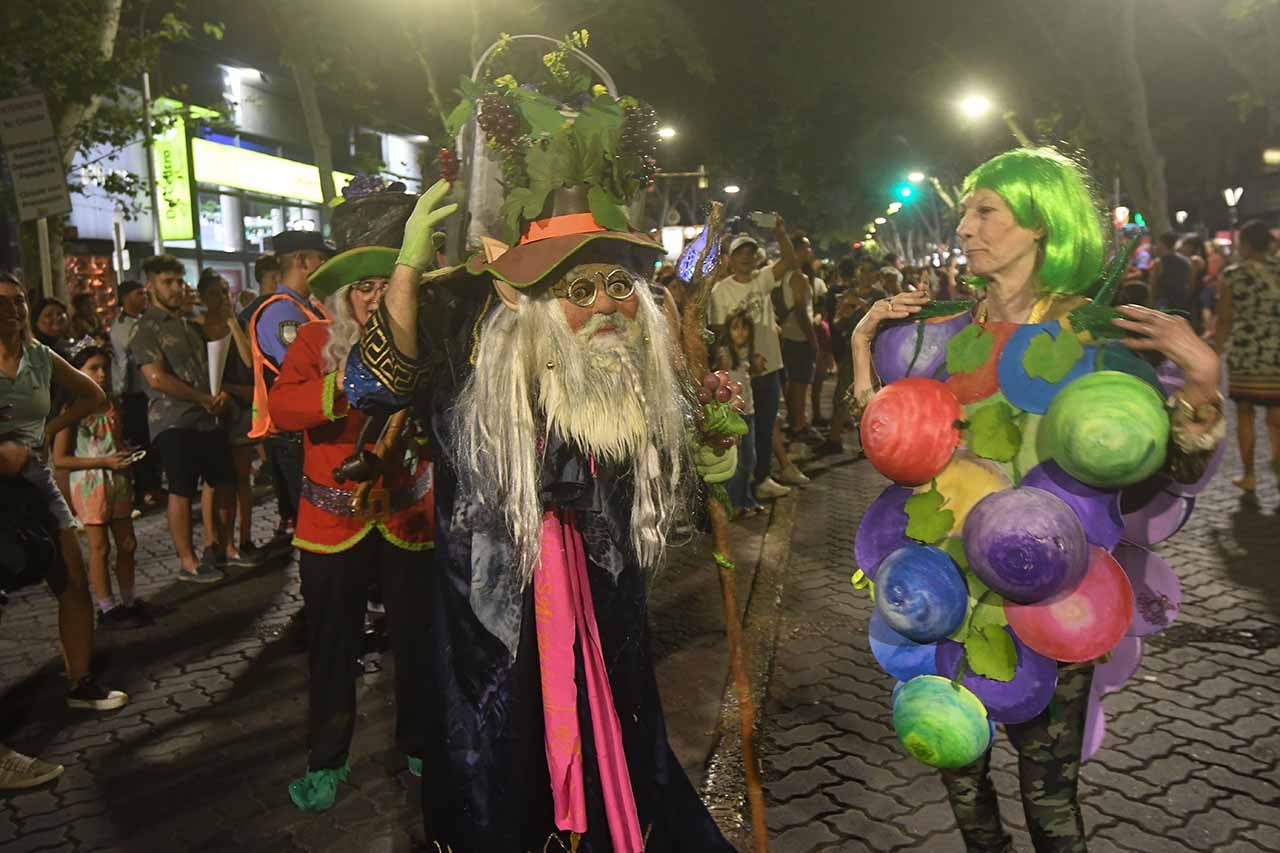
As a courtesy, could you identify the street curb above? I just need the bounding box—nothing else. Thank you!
[702,491,799,850]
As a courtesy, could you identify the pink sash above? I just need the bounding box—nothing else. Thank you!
[534,508,644,853]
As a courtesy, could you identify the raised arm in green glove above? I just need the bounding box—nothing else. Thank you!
[385,180,459,357]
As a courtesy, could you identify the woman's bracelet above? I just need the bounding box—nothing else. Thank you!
[844,385,877,423]
[1167,390,1226,454]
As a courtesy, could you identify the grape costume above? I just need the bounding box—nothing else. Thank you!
[852,149,1222,852]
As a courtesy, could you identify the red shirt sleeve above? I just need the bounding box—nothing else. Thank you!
[268,322,349,431]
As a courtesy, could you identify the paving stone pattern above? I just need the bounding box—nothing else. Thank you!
[0,491,768,852]
[757,418,1280,852]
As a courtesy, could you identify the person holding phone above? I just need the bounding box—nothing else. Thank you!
[52,340,150,629]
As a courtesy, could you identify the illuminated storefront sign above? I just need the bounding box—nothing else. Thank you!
[192,138,353,205]
[152,100,194,241]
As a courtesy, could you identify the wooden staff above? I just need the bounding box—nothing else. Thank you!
[348,408,411,515]
[679,203,768,852]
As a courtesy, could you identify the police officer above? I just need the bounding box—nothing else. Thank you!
[247,231,331,545]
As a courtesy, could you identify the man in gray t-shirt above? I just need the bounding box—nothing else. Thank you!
[129,254,234,582]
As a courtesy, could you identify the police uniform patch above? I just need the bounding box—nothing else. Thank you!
[279,321,299,346]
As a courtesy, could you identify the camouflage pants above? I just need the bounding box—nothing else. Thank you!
[940,666,1094,853]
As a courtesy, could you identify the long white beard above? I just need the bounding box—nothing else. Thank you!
[452,287,690,584]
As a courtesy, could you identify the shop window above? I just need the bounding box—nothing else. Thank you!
[199,191,245,252]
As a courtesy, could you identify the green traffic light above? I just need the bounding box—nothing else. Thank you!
[898,185,914,199]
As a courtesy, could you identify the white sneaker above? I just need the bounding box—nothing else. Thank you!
[0,746,64,790]
[776,463,811,486]
[753,477,792,500]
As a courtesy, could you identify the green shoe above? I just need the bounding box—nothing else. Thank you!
[288,764,350,812]
[407,756,422,778]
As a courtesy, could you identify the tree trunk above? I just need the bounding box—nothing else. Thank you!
[1114,0,1171,236]
[290,63,337,217]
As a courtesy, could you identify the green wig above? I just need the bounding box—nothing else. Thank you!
[962,147,1105,295]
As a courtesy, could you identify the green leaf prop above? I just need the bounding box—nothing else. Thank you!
[573,95,623,156]
[445,100,474,138]
[1022,327,1084,383]
[969,585,1008,632]
[946,324,995,374]
[963,623,1017,682]
[702,401,749,437]
[509,88,566,136]
[587,185,628,231]
[457,75,485,101]
[1067,303,1128,340]
[904,482,954,545]
[966,400,1023,462]
[941,536,969,570]
[912,301,975,321]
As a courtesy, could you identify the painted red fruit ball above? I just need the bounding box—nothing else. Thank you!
[862,378,963,486]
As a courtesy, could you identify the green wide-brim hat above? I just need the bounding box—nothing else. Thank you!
[307,245,398,301]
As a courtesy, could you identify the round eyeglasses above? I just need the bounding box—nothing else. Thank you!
[550,268,636,308]
[351,279,389,296]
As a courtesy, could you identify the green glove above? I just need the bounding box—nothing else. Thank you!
[397,179,459,272]
[695,443,738,484]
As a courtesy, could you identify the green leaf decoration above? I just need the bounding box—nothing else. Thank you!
[946,324,995,374]
[941,536,969,570]
[964,623,1017,682]
[525,134,574,191]
[1068,303,1128,341]
[573,95,623,156]
[510,89,567,136]
[1022,327,1084,383]
[709,482,733,517]
[969,585,1008,632]
[444,100,474,138]
[457,75,485,101]
[701,401,749,437]
[587,185,628,231]
[967,400,1023,462]
[499,186,537,245]
[904,483,954,545]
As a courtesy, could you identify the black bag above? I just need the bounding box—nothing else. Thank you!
[0,475,59,593]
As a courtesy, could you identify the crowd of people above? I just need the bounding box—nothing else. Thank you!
[0,140,1277,853]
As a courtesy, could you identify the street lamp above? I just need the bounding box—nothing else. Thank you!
[723,184,740,194]
[957,93,992,120]
[874,217,887,224]
[1223,186,1244,235]
[1175,210,1188,225]
[887,201,903,215]
[907,171,925,184]
[658,126,676,140]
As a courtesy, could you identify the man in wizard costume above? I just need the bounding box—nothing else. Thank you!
[341,61,738,851]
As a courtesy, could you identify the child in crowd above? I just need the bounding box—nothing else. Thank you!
[52,341,149,629]
[715,308,765,518]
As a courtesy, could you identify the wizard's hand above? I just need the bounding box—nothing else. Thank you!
[691,398,748,484]
[695,442,737,484]
[397,179,459,273]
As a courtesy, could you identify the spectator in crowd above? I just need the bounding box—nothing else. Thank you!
[779,234,819,443]
[0,273,129,710]
[0,450,69,789]
[237,290,259,312]
[708,217,801,501]
[197,269,264,566]
[820,258,886,455]
[52,340,149,629]
[1148,231,1194,315]
[246,233,331,546]
[1178,234,1209,334]
[713,308,764,517]
[32,296,72,355]
[130,254,234,582]
[69,293,106,345]
[811,283,835,429]
[237,253,282,328]
[879,265,904,296]
[883,252,904,271]
[1216,220,1280,492]
[109,280,162,511]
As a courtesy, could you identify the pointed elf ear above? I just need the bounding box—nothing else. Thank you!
[493,278,523,312]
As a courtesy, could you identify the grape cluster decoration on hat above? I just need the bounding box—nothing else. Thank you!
[852,282,1215,769]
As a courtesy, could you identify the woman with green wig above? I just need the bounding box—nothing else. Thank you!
[848,147,1224,852]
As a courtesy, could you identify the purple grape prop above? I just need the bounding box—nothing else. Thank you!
[962,487,1089,604]
[872,312,973,384]
[853,486,912,580]
[1020,461,1124,551]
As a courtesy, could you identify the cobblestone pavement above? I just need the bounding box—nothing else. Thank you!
[755,410,1280,852]
[0,485,770,852]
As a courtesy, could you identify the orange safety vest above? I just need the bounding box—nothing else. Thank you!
[248,292,326,439]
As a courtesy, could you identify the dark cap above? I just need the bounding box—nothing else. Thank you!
[117,280,143,299]
[271,230,334,256]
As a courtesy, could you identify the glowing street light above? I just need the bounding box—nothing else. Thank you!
[1175,210,1188,225]
[874,216,887,224]
[907,171,925,183]
[723,184,741,194]
[958,93,992,120]
[1222,186,1244,207]
[887,201,903,215]
[658,126,677,140]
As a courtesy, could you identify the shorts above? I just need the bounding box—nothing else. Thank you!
[19,455,78,530]
[224,397,257,448]
[782,339,817,385]
[153,428,235,498]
